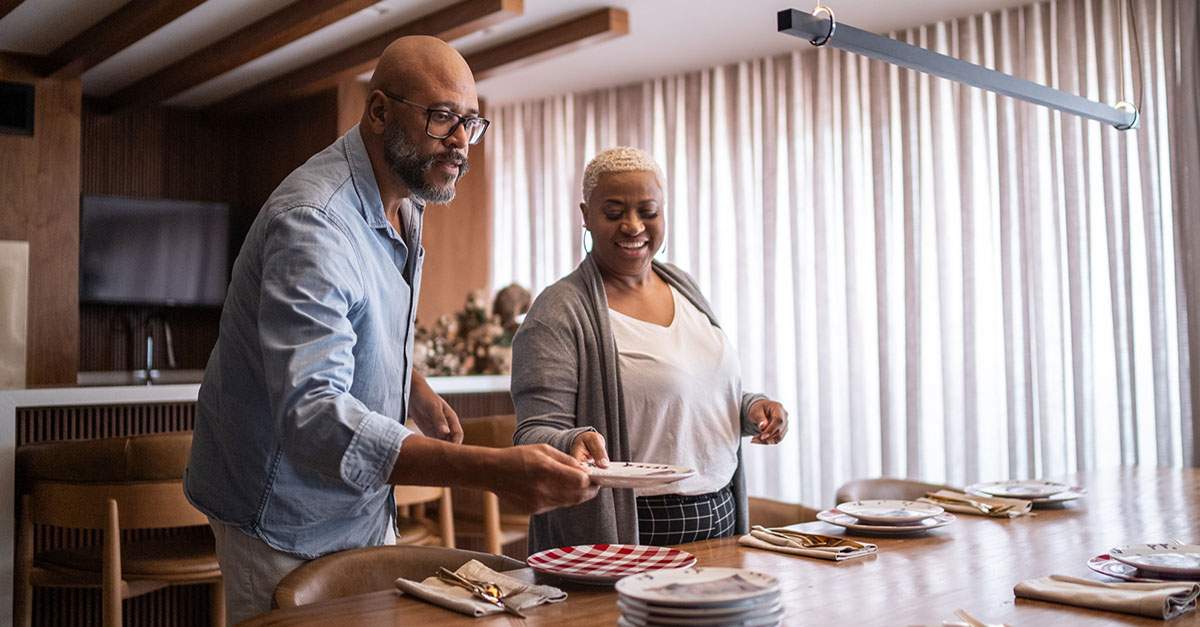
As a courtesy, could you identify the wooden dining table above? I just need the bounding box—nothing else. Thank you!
[240,467,1200,626]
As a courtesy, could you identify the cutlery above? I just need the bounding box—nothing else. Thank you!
[436,567,526,617]
[922,494,1012,517]
[751,525,866,549]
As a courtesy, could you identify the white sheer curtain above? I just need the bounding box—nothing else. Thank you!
[489,0,1198,507]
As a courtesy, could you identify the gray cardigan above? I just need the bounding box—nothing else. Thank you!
[510,255,766,554]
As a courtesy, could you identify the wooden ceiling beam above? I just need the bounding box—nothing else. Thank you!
[216,0,522,116]
[0,0,26,23]
[40,0,206,78]
[100,0,381,112]
[465,8,629,82]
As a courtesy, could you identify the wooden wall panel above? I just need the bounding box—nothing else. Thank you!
[236,88,340,212]
[82,105,240,202]
[78,304,220,372]
[0,64,81,386]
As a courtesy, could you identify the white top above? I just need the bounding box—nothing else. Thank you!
[609,285,741,496]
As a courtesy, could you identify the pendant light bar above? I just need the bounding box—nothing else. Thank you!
[777,8,1138,130]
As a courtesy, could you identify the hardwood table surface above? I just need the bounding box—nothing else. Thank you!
[241,467,1200,626]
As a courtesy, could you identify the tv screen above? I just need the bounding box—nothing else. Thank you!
[79,195,231,306]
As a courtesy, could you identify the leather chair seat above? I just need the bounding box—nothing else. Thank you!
[274,544,525,609]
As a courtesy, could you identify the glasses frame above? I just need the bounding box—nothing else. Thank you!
[379,90,490,145]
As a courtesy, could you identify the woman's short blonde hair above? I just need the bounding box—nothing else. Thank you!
[581,146,666,202]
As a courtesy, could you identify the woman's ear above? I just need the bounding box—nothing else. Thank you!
[578,202,588,229]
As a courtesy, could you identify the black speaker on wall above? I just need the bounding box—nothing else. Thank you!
[0,81,35,136]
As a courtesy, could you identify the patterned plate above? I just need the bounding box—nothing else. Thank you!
[835,500,944,524]
[816,509,956,535]
[965,479,1071,499]
[585,462,695,488]
[526,544,696,584]
[1109,543,1200,576]
[1088,554,1200,583]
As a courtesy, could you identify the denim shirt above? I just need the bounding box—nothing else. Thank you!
[185,125,423,558]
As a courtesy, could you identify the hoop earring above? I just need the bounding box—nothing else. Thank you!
[582,228,593,254]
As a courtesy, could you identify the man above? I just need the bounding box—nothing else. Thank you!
[184,36,597,623]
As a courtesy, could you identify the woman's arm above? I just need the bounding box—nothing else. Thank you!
[510,316,596,454]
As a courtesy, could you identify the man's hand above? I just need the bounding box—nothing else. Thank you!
[749,399,788,445]
[571,431,610,467]
[408,372,463,443]
[491,444,600,514]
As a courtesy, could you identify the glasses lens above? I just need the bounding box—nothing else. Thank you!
[425,110,458,137]
[465,119,489,145]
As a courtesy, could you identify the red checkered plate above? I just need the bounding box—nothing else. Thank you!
[526,544,697,584]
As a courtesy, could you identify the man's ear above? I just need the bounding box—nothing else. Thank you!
[366,90,389,133]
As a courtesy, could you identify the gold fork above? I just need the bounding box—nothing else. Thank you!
[923,494,1012,517]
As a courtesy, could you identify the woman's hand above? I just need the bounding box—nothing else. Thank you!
[571,430,610,467]
[749,400,788,445]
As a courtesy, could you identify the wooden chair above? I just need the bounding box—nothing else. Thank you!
[453,414,529,557]
[14,432,224,627]
[748,496,820,528]
[394,485,455,547]
[833,477,958,505]
[272,544,524,609]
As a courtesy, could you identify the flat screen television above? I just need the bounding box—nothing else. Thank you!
[79,195,231,306]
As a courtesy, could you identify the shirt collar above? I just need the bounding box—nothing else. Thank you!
[345,123,425,230]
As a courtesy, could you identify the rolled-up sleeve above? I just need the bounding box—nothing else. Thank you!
[258,205,413,491]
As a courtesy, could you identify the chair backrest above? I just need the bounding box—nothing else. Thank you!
[394,485,447,507]
[747,496,820,528]
[17,432,203,530]
[833,477,957,505]
[272,544,526,609]
[460,414,517,449]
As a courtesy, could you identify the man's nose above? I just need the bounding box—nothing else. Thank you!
[443,122,469,149]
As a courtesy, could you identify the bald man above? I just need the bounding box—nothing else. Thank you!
[185,36,598,622]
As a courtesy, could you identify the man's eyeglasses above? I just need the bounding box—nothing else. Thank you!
[380,91,490,145]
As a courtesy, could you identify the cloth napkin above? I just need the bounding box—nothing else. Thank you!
[739,526,877,561]
[394,559,566,617]
[917,490,1032,518]
[1013,574,1200,619]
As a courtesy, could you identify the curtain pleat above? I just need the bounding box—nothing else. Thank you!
[488,0,1195,507]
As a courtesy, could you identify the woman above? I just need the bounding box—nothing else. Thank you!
[511,146,789,554]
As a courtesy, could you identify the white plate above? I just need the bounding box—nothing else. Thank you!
[1109,544,1200,576]
[816,509,956,535]
[965,479,1071,499]
[618,599,784,625]
[615,567,779,606]
[835,500,944,524]
[586,461,695,488]
[618,596,781,619]
[1087,554,1200,583]
[965,485,1086,506]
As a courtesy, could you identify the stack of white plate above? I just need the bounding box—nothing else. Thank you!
[614,567,783,627]
[965,479,1087,506]
[817,500,955,535]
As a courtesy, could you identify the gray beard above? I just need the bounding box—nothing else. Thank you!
[383,123,469,204]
